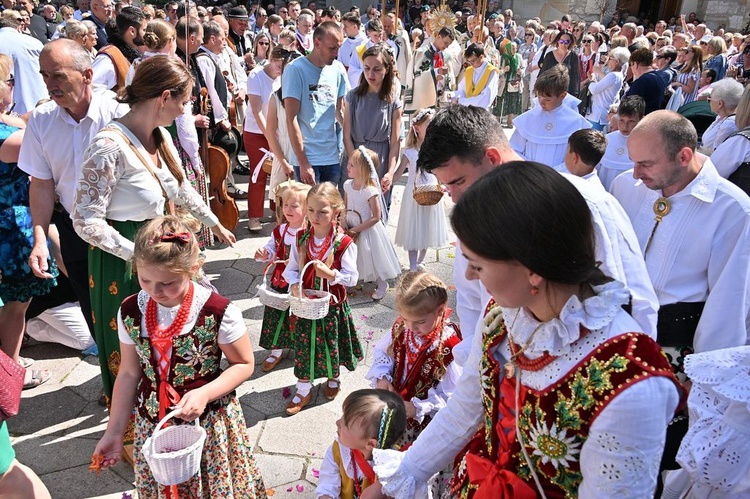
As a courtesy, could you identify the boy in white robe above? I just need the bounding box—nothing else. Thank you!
[338,13,367,88]
[452,42,499,110]
[598,96,645,191]
[510,64,591,166]
[563,128,608,192]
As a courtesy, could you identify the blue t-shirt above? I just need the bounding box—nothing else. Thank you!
[282,56,347,166]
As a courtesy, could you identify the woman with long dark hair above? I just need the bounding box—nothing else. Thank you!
[539,30,581,96]
[370,162,683,498]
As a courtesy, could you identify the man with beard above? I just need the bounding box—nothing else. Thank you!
[91,5,146,91]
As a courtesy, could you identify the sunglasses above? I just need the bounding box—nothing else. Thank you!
[583,40,592,44]
[258,41,270,45]
[558,39,571,45]
[525,33,534,37]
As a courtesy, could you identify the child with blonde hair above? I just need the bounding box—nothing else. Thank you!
[393,109,449,272]
[92,216,266,497]
[365,271,462,447]
[344,146,401,301]
[317,389,407,499]
[282,183,361,415]
[255,182,311,372]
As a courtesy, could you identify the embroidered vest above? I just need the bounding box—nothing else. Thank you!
[451,300,682,499]
[332,441,372,499]
[98,45,130,91]
[465,64,499,97]
[120,292,231,423]
[269,224,292,291]
[296,230,354,305]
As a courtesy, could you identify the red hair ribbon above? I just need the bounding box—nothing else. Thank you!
[161,231,191,243]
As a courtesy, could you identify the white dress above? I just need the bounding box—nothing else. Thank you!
[394,148,449,251]
[344,180,402,282]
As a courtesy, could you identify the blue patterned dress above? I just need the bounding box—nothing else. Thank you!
[0,123,57,303]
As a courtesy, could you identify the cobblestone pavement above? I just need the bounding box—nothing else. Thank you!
[8,175,458,499]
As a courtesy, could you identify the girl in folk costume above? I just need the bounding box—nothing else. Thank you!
[92,216,266,498]
[317,390,407,499]
[282,183,362,415]
[370,163,684,499]
[365,271,462,448]
[393,109,449,272]
[255,183,311,372]
[343,147,401,301]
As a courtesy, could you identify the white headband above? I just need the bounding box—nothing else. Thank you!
[358,145,376,175]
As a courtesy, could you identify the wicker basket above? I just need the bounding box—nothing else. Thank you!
[290,260,334,320]
[261,154,274,174]
[142,410,207,486]
[257,260,290,310]
[413,171,444,206]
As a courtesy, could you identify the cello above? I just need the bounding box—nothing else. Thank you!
[200,88,240,231]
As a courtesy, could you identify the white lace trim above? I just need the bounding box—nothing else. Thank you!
[684,346,750,407]
[503,280,630,358]
[373,449,426,499]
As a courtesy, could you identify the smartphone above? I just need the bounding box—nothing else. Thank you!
[598,52,609,65]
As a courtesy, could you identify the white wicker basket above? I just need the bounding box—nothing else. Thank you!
[290,260,334,320]
[142,410,207,486]
[257,260,290,311]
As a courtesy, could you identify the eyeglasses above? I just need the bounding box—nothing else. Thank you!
[525,33,534,37]
[279,9,287,13]
[6,76,14,86]
[258,41,270,45]
[583,40,592,44]
[558,39,571,45]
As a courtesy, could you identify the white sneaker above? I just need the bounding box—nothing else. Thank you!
[247,218,262,231]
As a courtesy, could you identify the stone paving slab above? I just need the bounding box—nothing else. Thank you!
[8,174,460,498]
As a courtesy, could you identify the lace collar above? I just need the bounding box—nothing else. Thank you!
[501,280,630,358]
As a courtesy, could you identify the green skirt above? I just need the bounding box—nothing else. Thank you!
[89,220,145,399]
[259,306,294,350]
[291,301,362,381]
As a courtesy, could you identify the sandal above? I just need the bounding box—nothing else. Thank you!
[18,356,34,369]
[285,390,312,416]
[23,369,51,390]
[323,379,340,401]
[261,352,285,372]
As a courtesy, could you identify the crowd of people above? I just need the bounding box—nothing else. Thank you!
[1,0,750,497]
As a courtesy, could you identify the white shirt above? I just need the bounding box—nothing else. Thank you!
[0,27,47,115]
[598,131,634,191]
[339,33,367,88]
[18,89,126,214]
[452,241,484,366]
[611,161,750,352]
[454,61,499,109]
[282,233,359,288]
[317,439,372,498]
[372,281,680,498]
[72,123,218,261]
[709,133,750,179]
[585,70,624,125]
[245,65,280,134]
[510,103,592,166]
[91,52,118,90]
[701,114,736,152]
[196,47,229,123]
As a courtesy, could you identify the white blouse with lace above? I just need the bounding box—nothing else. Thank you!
[372,280,681,498]
[72,122,218,261]
[365,323,463,423]
[662,346,750,498]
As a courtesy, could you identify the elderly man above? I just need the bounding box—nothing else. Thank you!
[226,5,253,61]
[21,39,125,333]
[417,105,658,364]
[88,0,113,48]
[283,21,346,185]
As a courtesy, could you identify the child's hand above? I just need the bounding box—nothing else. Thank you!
[92,434,123,472]
[255,248,269,261]
[376,378,395,392]
[312,261,335,280]
[404,400,417,419]
[290,283,301,297]
[174,388,209,422]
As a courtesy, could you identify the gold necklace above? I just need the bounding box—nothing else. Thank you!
[644,196,672,255]
[504,311,546,379]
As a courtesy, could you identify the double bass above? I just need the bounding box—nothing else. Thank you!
[200,88,239,231]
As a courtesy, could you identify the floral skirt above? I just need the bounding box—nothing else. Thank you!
[133,396,267,498]
[291,301,362,380]
[0,205,58,303]
[259,304,293,350]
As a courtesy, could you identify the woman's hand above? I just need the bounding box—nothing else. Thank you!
[255,247,269,261]
[211,224,236,246]
[174,388,209,422]
[360,480,388,499]
[281,159,294,178]
[92,433,123,470]
[381,172,393,192]
[404,400,417,419]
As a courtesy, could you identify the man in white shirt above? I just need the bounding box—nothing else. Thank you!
[91,5,146,91]
[452,42,499,110]
[0,15,47,115]
[73,0,88,20]
[419,105,659,364]
[610,110,750,474]
[213,14,248,129]
[22,39,125,333]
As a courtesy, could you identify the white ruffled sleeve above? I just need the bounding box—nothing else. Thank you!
[373,322,485,498]
[412,358,462,423]
[366,333,395,385]
[175,104,203,176]
[73,137,135,260]
[331,239,358,287]
[315,443,342,499]
[282,240,301,285]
